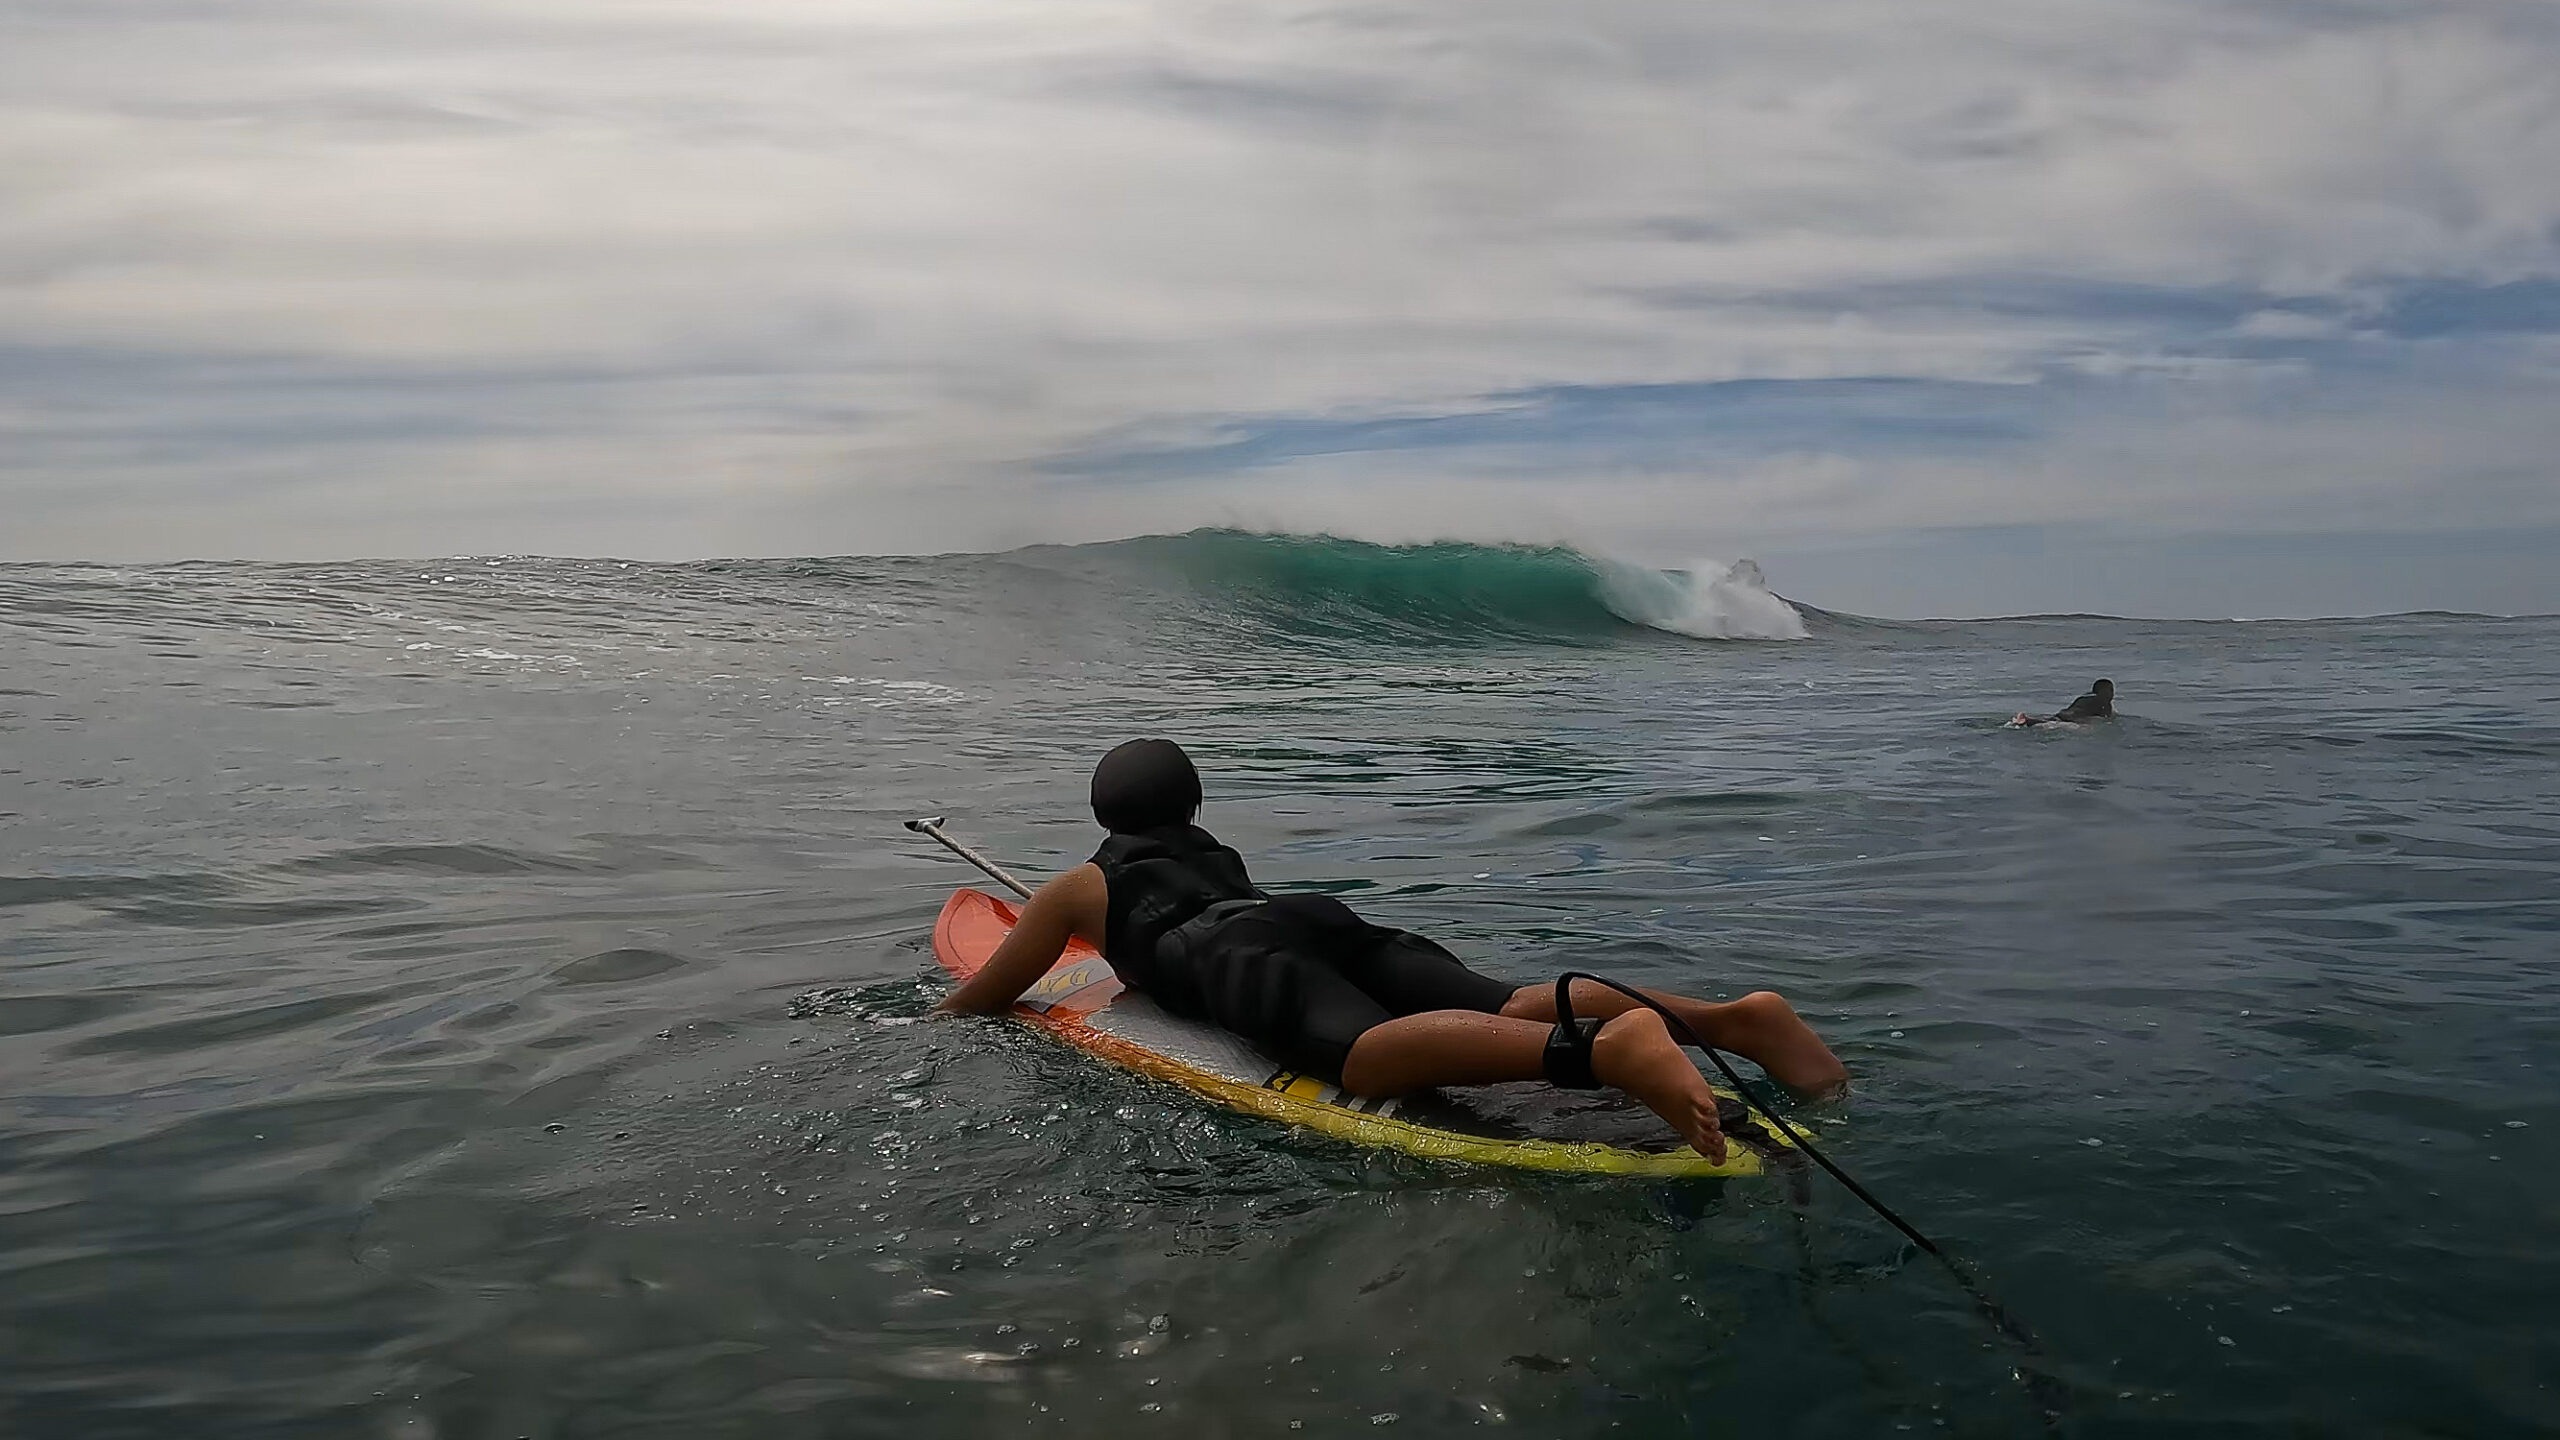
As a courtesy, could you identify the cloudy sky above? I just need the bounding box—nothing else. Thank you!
[4,0,2556,616]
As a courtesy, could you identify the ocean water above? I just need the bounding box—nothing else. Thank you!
[3,531,2555,1439]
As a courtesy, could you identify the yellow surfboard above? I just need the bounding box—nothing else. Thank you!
[932,887,1791,1178]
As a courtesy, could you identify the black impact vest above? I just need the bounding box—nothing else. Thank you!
[1089,825,1262,1000]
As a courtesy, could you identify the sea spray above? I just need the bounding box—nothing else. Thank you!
[1593,557,1810,641]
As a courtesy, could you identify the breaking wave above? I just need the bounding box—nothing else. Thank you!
[1070,529,1808,644]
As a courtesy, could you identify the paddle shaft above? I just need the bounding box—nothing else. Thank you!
[904,816,1036,899]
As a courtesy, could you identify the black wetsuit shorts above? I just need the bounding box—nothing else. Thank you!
[1147,893,1515,1083]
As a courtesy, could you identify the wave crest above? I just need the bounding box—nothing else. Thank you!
[1088,529,1807,644]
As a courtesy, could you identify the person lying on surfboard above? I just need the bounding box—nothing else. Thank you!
[937,738,1848,1164]
[2011,677,2114,728]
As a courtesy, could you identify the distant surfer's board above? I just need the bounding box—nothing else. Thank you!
[932,887,1788,1178]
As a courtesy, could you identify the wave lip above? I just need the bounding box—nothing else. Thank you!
[1093,528,1808,645]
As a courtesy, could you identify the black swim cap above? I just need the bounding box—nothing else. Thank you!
[1091,738,1203,834]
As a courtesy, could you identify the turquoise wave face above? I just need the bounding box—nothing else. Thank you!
[1063,529,1810,645]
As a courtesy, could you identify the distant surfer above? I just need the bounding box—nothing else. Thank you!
[2011,678,2113,728]
[938,739,1848,1163]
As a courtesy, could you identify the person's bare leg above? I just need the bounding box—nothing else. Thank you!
[1499,980,1847,1098]
[1337,1008,1728,1162]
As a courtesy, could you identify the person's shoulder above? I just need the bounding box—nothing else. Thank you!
[1028,863,1110,933]
[1053,863,1112,946]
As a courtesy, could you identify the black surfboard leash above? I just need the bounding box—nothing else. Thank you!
[1553,970,2069,1432]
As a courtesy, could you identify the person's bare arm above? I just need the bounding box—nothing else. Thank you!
[938,863,1108,1015]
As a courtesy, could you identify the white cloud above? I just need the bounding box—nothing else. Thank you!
[2,0,2557,587]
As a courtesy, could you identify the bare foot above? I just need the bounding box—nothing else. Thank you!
[1717,991,1850,1097]
[1590,1009,1727,1164]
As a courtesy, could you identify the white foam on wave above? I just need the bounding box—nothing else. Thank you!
[1593,556,1810,641]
